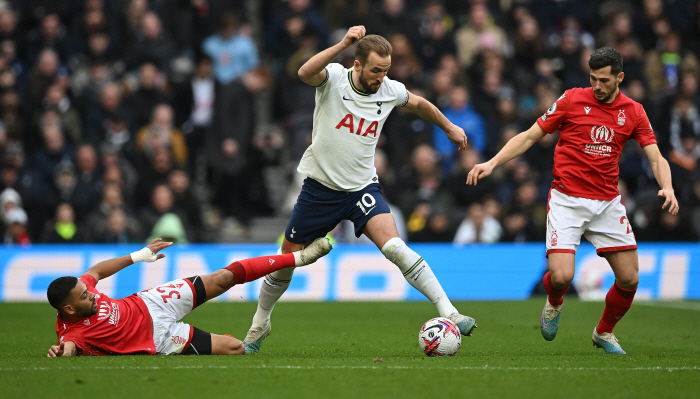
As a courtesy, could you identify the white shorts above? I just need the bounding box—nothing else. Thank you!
[138,278,199,355]
[546,189,636,257]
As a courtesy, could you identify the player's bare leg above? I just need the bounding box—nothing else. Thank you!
[540,253,575,341]
[245,238,307,350]
[592,249,639,354]
[209,334,245,355]
[363,213,477,336]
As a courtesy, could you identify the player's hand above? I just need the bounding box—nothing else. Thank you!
[658,188,679,215]
[146,238,173,260]
[467,161,495,185]
[340,26,366,48]
[47,342,64,357]
[446,126,468,151]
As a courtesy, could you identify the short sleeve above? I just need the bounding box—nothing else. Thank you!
[536,91,570,134]
[316,63,345,89]
[383,77,409,107]
[80,274,97,289]
[632,106,657,147]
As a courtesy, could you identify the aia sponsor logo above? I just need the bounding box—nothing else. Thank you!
[335,114,378,137]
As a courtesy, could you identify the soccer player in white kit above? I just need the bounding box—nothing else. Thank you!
[244,26,477,350]
[467,47,679,354]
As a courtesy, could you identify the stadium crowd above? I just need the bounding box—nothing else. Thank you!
[0,0,699,245]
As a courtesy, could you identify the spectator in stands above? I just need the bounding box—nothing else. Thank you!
[135,103,188,168]
[167,168,202,242]
[202,12,262,190]
[170,55,215,170]
[99,208,140,243]
[39,202,84,243]
[35,83,82,145]
[71,144,102,219]
[454,3,507,70]
[127,62,168,131]
[453,202,502,244]
[139,183,189,243]
[26,13,72,65]
[84,83,131,146]
[125,11,176,73]
[434,86,486,173]
[2,206,30,245]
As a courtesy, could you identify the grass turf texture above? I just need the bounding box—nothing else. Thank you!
[1,300,699,399]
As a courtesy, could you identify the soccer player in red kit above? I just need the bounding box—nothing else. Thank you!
[467,47,679,354]
[47,237,331,357]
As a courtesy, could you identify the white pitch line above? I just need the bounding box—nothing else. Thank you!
[1,365,699,372]
[635,301,700,311]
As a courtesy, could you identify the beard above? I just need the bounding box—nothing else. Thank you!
[76,300,98,318]
[359,70,381,94]
[595,83,618,103]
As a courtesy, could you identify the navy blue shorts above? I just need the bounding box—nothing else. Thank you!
[285,178,391,244]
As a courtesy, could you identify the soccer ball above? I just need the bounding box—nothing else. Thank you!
[418,317,461,357]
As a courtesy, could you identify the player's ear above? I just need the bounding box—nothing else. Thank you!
[353,59,361,71]
[62,303,75,315]
[618,71,624,84]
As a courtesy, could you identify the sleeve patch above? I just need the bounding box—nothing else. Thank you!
[398,89,409,107]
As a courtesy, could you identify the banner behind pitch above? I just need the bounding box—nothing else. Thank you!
[0,243,697,302]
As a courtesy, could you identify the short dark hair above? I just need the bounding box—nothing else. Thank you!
[47,276,78,309]
[588,47,623,75]
[355,35,392,65]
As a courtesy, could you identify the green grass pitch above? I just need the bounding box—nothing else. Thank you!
[1,299,699,399]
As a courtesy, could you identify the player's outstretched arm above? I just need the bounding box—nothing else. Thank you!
[643,144,679,215]
[403,91,468,150]
[84,238,173,283]
[47,341,77,357]
[298,25,366,86]
[467,122,546,185]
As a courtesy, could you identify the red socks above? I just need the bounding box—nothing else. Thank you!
[597,281,636,334]
[543,271,570,306]
[224,253,296,284]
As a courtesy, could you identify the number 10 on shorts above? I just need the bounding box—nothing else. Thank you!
[356,193,377,216]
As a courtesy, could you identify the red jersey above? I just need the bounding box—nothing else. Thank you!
[55,275,155,356]
[536,87,657,200]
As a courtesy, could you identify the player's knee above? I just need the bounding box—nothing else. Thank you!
[550,269,574,287]
[617,274,639,290]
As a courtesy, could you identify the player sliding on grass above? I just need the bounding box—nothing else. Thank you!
[244,26,477,350]
[467,47,679,354]
[47,237,331,357]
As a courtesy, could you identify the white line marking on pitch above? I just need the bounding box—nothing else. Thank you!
[1,365,699,372]
[635,301,700,311]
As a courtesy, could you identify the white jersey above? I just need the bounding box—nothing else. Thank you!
[297,63,409,191]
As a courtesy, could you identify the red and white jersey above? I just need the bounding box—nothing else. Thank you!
[536,87,657,200]
[55,275,155,356]
[297,63,409,191]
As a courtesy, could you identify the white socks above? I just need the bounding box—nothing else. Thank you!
[252,239,459,328]
[381,237,458,317]
[251,248,294,327]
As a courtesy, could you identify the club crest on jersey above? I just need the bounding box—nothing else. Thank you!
[617,109,626,126]
[377,102,383,115]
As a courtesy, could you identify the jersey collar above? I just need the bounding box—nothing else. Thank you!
[348,70,370,96]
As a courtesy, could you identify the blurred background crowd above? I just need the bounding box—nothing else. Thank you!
[0,0,699,245]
